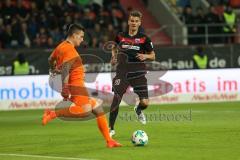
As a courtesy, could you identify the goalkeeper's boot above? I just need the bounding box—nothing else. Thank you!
[42,109,56,126]
[107,139,122,148]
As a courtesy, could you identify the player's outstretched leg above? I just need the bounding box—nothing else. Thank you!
[42,100,90,125]
[96,114,122,148]
[42,106,74,126]
[134,99,148,125]
[109,94,122,137]
[92,98,122,148]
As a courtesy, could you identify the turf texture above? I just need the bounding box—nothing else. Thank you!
[0,102,240,160]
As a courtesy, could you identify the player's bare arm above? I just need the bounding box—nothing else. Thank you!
[48,56,56,72]
[61,59,74,100]
[48,56,61,75]
[110,45,118,65]
[136,51,155,61]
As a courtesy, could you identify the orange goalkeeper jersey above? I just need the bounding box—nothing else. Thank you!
[50,41,85,86]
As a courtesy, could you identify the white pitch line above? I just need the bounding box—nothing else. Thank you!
[0,153,97,160]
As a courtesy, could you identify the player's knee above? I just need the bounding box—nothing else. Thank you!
[139,99,149,108]
[92,106,104,117]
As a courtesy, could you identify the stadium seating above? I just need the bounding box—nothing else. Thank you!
[120,0,171,45]
[0,0,126,49]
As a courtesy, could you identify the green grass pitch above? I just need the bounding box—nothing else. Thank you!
[0,102,240,160]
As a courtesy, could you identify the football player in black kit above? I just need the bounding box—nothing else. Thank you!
[109,10,156,137]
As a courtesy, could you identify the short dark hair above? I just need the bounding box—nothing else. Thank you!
[129,10,142,19]
[67,23,85,37]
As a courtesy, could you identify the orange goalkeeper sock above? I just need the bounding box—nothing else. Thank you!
[55,107,74,117]
[55,106,82,117]
[96,115,112,142]
[55,105,91,118]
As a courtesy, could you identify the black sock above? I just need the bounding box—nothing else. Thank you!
[136,104,147,115]
[109,107,119,130]
[109,94,122,130]
[136,106,142,115]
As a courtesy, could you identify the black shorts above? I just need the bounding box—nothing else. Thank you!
[112,74,148,99]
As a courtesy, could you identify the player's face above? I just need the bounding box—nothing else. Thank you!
[73,31,84,47]
[128,16,141,31]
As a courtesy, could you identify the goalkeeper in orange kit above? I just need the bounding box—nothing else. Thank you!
[42,24,122,148]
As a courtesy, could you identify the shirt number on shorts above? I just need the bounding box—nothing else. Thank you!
[114,79,121,86]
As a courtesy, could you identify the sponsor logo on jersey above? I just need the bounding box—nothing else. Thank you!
[135,38,141,43]
[121,45,140,50]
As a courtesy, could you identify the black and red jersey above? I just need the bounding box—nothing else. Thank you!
[114,31,154,78]
[115,31,154,63]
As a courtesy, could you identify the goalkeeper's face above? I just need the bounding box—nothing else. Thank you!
[128,16,141,31]
[73,31,84,47]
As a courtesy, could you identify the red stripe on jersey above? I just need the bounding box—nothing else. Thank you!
[118,36,146,44]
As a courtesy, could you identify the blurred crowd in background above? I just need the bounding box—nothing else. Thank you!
[0,0,128,49]
[0,0,240,49]
[169,0,240,45]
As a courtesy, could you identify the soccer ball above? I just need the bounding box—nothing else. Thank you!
[131,130,148,146]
